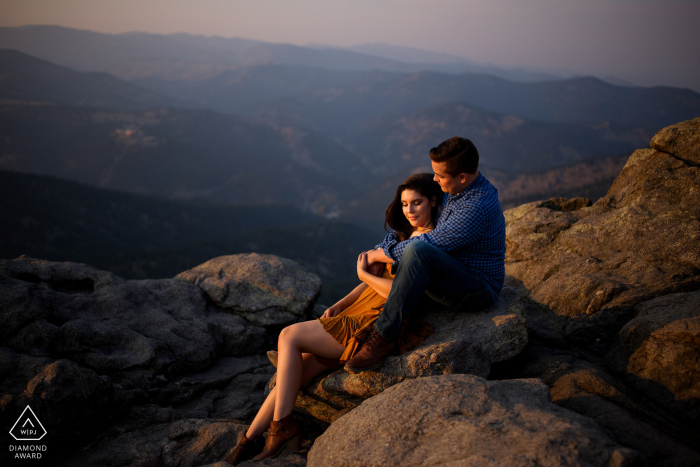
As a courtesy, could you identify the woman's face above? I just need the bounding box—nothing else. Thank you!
[401,189,433,229]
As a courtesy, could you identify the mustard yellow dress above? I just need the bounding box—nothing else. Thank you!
[317,264,433,367]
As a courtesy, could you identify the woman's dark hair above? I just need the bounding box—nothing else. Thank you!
[384,173,444,241]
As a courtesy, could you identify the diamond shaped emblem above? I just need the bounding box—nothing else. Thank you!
[9,406,47,441]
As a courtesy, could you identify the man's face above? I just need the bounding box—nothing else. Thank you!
[431,161,463,195]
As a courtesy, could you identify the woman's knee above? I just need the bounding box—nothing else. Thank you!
[278,323,301,347]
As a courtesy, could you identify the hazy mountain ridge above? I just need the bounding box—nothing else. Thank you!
[0,49,188,110]
[1,48,692,223]
[0,102,364,215]
[343,153,629,226]
[350,102,649,175]
[2,25,698,132]
[0,170,376,302]
[0,25,561,81]
[249,71,700,137]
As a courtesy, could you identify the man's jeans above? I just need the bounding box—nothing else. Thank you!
[375,241,494,341]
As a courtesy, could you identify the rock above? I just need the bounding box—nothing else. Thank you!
[651,116,700,164]
[238,454,307,466]
[551,366,700,466]
[505,117,700,352]
[170,357,276,420]
[55,418,246,467]
[176,254,322,327]
[0,256,267,393]
[0,255,274,464]
[0,360,115,444]
[489,311,700,465]
[283,287,528,423]
[308,374,637,467]
[606,290,700,426]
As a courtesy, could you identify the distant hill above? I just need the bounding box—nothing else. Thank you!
[2,26,698,132]
[0,25,559,81]
[343,153,629,226]
[0,25,426,77]
[249,71,700,137]
[350,102,649,175]
[0,170,378,303]
[346,43,561,82]
[0,102,363,215]
[0,49,188,110]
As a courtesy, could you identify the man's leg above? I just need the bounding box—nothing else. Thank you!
[375,240,492,340]
[345,241,492,373]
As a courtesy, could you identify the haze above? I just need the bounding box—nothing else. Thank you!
[1,0,698,91]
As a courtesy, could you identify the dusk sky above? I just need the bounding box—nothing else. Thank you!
[1,0,698,91]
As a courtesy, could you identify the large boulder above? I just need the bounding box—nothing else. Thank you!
[53,418,246,467]
[308,374,637,467]
[175,254,322,327]
[606,290,700,426]
[0,256,267,390]
[0,255,273,461]
[282,287,528,423]
[1,359,115,444]
[505,117,700,351]
[490,290,700,464]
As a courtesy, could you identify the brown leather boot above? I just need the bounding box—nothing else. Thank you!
[253,414,301,461]
[267,350,278,369]
[343,329,395,373]
[223,434,259,465]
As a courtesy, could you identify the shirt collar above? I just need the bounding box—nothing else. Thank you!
[447,172,484,202]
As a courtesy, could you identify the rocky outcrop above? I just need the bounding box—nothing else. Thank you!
[56,418,247,467]
[281,286,528,423]
[606,290,700,425]
[0,256,268,390]
[505,117,700,353]
[308,374,637,467]
[485,297,700,466]
[0,254,313,465]
[176,254,322,327]
[502,117,700,427]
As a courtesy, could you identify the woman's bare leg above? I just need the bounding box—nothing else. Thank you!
[274,320,345,420]
[245,320,343,438]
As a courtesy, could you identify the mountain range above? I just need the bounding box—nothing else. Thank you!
[2,41,697,216]
[2,25,699,300]
[0,170,376,303]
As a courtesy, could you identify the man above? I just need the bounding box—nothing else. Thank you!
[344,136,506,373]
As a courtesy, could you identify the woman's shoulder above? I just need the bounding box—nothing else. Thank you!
[409,228,434,239]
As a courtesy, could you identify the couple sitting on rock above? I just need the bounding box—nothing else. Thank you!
[225,136,507,464]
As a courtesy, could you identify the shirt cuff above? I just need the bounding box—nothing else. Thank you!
[382,244,397,262]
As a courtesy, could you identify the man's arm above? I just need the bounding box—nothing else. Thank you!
[367,248,393,264]
[386,202,485,263]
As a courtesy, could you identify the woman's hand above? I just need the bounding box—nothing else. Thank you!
[357,251,370,280]
[322,303,342,318]
[367,260,385,277]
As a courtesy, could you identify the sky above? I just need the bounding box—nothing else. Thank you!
[1,0,699,91]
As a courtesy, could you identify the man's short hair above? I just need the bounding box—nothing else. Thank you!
[429,137,479,176]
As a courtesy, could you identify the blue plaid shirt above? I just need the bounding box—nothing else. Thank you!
[375,172,506,301]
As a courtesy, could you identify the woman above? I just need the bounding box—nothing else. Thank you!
[224,173,443,465]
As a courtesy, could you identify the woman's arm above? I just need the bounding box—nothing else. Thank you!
[367,248,393,264]
[357,252,393,299]
[322,282,367,318]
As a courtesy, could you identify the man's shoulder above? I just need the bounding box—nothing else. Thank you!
[454,175,498,206]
